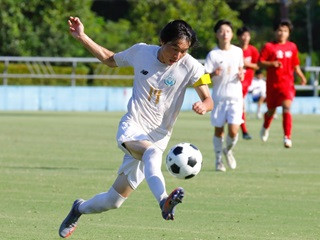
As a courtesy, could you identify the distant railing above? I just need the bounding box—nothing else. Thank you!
[0,56,133,86]
[0,56,319,96]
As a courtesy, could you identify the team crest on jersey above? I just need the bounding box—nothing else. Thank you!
[164,75,176,86]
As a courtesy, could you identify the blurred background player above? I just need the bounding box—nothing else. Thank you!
[259,19,307,148]
[236,26,260,140]
[59,17,213,238]
[205,19,244,172]
[248,69,266,119]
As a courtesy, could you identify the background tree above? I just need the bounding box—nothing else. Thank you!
[126,0,242,58]
[0,0,106,57]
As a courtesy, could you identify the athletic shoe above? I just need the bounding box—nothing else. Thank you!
[160,187,184,220]
[260,127,269,142]
[223,148,237,169]
[215,161,226,172]
[284,136,292,148]
[59,199,84,238]
[242,132,252,140]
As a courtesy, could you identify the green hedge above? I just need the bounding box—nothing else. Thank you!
[0,63,134,86]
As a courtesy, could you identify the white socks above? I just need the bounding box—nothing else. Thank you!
[213,134,238,162]
[213,136,223,163]
[78,187,126,214]
[226,134,238,151]
[142,146,167,203]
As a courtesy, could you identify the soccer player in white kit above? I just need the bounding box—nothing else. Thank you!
[204,20,244,172]
[59,17,213,238]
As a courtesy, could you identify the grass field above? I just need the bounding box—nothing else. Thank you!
[0,111,319,240]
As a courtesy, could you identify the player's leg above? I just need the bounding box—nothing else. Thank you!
[240,98,252,140]
[282,99,293,148]
[124,140,184,220]
[214,127,226,172]
[260,107,276,142]
[223,124,239,169]
[59,173,133,238]
[257,95,265,119]
[211,102,227,171]
[223,100,242,169]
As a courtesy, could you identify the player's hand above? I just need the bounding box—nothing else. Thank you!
[238,69,244,81]
[192,101,207,115]
[273,60,283,68]
[300,76,307,85]
[68,16,85,40]
[213,67,222,76]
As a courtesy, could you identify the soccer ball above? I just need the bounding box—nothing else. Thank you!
[166,142,203,179]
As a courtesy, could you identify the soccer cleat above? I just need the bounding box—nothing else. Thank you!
[215,161,226,172]
[284,136,292,148]
[59,199,84,238]
[260,127,269,142]
[223,148,237,169]
[160,187,184,220]
[242,132,252,140]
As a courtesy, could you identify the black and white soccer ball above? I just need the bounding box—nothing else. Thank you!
[166,142,203,179]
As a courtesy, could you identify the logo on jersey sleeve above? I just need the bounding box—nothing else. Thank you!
[140,69,149,75]
[163,75,176,86]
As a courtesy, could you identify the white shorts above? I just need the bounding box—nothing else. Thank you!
[116,117,169,190]
[211,100,243,127]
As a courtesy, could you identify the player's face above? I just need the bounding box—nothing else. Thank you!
[159,39,190,65]
[239,31,251,46]
[275,25,290,43]
[216,24,233,45]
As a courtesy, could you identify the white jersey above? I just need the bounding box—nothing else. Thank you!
[114,43,205,141]
[204,45,244,102]
[249,77,266,98]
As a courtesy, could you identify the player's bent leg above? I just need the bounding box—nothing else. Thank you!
[160,187,184,220]
[59,174,132,238]
[143,146,168,203]
[79,186,127,214]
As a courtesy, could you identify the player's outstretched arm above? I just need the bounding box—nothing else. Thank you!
[192,84,213,115]
[68,16,117,68]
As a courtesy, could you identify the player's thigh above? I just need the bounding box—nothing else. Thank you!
[117,120,152,160]
[123,140,153,160]
[211,102,227,127]
[227,101,243,126]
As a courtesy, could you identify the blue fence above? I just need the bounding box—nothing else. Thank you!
[0,86,319,114]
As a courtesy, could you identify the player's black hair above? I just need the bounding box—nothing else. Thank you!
[236,26,251,37]
[255,69,263,75]
[214,19,233,33]
[273,19,293,32]
[160,20,198,48]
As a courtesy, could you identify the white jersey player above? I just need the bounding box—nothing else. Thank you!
[59,17,213,238]
[204,19,244,172]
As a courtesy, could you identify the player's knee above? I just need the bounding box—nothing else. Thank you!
[283,106,291,113]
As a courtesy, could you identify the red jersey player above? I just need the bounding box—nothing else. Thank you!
[237,26,259,140]
[259,20,306,148]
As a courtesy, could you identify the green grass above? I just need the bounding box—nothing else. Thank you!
[0,111,319,240]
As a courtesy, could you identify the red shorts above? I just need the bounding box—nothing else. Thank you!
[266,88,295,109]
